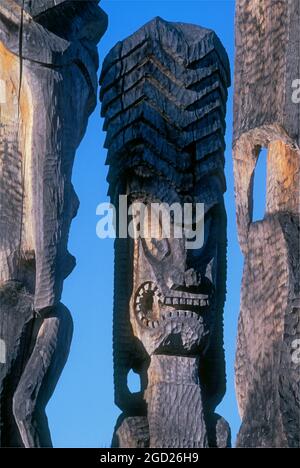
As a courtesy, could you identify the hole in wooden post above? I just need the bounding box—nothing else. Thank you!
[252,148,267,222]
[127,369,141,393]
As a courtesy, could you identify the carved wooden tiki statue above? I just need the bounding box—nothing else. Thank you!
[0,1,107,447]
[100,18,231,448]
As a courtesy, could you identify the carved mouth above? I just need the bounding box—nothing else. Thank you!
[134,281,210,328]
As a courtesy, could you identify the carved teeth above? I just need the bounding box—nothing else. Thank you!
[135,283,210,327]
[161,296,210,308]
[201,299,210,306]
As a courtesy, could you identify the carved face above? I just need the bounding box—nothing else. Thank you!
[129,198,217,357]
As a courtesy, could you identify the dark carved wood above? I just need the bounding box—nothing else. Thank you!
[0,0,107,447]
[233,0,300,448]
[100,17,231,448]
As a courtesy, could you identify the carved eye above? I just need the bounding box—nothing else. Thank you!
[143,237,170,261]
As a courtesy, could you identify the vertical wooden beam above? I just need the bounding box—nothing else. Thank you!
[233,0,300,448]
[0,1,107,447]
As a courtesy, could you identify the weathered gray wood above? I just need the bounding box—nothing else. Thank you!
[100,17,230,448]
[0,0,107,447]
[233,0,300,149]
[233,0,300,448]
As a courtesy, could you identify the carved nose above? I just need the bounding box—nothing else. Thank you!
[167,268,200,290]
[166,270,185,290]
[184,268,199,287]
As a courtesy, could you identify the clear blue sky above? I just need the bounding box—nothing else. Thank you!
[47,0,266,448]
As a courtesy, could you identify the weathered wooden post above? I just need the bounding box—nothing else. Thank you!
[0,0,107,447]
[233,0,300,448]
[100,17,231,448]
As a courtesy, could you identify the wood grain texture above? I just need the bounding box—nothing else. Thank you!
[233,0,300,448]
[0,0,107,447]
[233,0,300,148]
[100,17,231,448]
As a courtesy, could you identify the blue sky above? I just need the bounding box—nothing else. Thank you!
[46,0,266,448]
